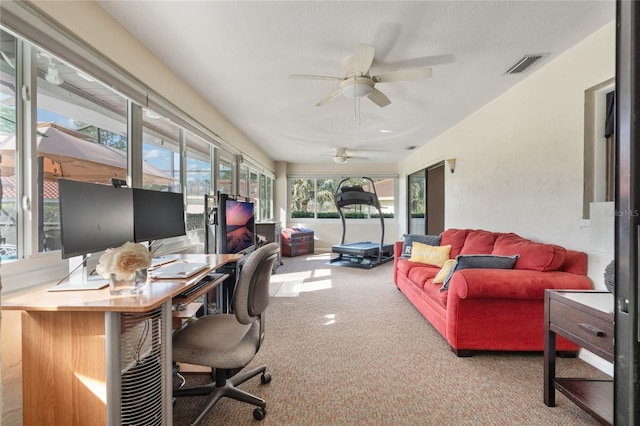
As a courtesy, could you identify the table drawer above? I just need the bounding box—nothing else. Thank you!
[549,299,614,360]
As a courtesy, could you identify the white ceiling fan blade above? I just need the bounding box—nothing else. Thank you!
[316,90,343,106]
[289,74,343,81]
[372,67,433,83]
[367,88,391,107]
[351,44,375,76]
[348,155,369,160]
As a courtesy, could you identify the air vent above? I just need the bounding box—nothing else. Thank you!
[505,54,548,74]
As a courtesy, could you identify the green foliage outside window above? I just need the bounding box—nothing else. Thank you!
[289,177,395,219]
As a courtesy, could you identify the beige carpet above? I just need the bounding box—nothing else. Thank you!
[173,252,607,425]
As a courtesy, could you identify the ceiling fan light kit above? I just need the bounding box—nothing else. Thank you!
[329,147,370,164]
[340,77,374,98]
[291,43,432,108]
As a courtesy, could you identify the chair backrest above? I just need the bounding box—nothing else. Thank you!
[233,242,280,325]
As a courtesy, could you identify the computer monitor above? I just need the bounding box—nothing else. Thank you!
[58,179,134,259]
[217,193,255,255]
[132,188,186,243]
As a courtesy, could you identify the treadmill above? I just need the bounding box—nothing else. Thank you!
[330,177,394,269]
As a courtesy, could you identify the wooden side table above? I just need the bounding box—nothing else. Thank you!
[544,290,614,425]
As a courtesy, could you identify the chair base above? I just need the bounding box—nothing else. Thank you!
[174,365,270,425]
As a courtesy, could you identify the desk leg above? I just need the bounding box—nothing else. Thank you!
[544,324,556,406]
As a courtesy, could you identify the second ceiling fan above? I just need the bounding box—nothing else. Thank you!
[290,43,432,107]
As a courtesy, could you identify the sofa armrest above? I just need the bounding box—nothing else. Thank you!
[448,268,594,300]
[393,241,404,285]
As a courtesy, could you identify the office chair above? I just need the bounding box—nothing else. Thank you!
[172,242,280,424]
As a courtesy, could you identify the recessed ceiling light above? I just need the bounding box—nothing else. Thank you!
[380,129,393,133]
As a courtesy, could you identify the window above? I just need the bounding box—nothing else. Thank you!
[259,174,273,220]
[408,170,426,234]
[238,165,248,197]
[0,30,17,260]
[289,177,395,219]
[249,170,258,201]
[218,154,233,194]
[583,79,615,219]
[35,46,130,254]
[290,178,315,218]
[142,108,181,191]
[185,131,211,232]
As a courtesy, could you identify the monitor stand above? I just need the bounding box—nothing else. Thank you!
[47,254,109,292]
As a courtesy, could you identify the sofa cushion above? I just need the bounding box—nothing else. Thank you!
[407,265,440,289]
[422,279,449,308]
[440,228,469,258]
[492,233,567,271]
[433,259,456,284]
[400,234,442,258]
[410,242,452,267]
[441,254,519,291]
[459,230,497,255]
[396,258,423,276]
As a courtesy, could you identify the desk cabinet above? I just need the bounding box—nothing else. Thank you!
[20,303,171,426]
[544,290,614,426]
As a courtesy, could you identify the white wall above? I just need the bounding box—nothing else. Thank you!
[398,21,616,290]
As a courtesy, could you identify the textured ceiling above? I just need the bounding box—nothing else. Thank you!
[97,1,614,165]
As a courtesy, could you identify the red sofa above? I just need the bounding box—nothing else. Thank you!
[393,228,593,356]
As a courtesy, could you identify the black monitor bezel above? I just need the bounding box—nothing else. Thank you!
[58,179,134,259]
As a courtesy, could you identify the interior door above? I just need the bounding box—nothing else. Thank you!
[407,163,445,235]
[426,164,445,235]
[615,1,640,423]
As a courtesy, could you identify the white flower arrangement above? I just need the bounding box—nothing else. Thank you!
[96,242,152,281]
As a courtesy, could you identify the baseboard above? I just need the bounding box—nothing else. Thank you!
[579,348,614,376]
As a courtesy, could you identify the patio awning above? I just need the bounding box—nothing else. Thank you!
[0,123,174,186]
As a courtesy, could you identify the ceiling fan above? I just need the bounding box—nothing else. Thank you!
[330,148,369,164]
[290,43,432,107]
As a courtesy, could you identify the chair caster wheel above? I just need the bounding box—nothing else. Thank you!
[261,372,271,384]
[253,407,266,420]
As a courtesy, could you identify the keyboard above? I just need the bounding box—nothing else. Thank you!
[175,273,226,300]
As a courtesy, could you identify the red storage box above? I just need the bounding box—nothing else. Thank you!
[281,227,314,257]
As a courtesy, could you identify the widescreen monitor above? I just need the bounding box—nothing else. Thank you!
[58,179,134,259]
[132,189,186,243]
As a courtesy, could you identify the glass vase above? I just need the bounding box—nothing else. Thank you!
[109,268,148,296]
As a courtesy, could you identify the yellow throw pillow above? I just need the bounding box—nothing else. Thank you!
[433,259,456,284]
[409,242,452,268]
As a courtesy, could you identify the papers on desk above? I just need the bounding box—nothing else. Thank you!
[149,262,210,279]
[47,276,109,291]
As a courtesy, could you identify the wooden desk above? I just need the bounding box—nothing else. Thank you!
[544,290,614,426]
[1,253,241,426]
